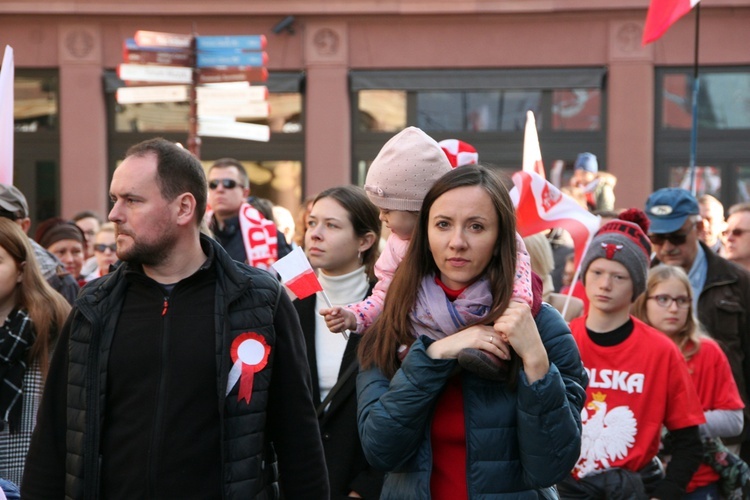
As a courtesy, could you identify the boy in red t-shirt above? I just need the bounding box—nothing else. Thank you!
[558,209,705,499]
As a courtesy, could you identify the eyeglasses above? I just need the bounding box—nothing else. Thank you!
[722,228,750,238]
[208,179,240,190]
[94,243,117,253]
[648,294,691,309]
[648,231,691,246]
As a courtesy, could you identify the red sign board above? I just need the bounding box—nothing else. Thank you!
[197,67,268,84]
[134,31,193,49]
[123,48,192,67]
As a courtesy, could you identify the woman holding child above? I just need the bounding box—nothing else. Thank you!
[356,165,587,498]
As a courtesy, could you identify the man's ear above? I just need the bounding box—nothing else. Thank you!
[16,217,31,234]
[175,193,197,226]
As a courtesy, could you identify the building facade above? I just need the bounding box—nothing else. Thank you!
[2,0,750,222]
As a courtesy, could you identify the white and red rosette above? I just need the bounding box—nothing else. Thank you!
[226,332,270,404]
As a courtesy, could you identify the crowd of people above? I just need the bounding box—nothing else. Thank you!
[0,128,746,499]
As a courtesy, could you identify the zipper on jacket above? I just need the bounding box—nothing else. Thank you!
[148,292,172,497]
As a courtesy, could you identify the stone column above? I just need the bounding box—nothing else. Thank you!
[58,24,108,219]
[607,20,655,210]
[303,22,350,198]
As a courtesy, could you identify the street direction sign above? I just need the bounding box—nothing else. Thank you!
[134,30,193,49]
[196,51,267,69]
[116,85,189,104]
[123,48,192,67]
[196,35,267,51]
[118,64,193,84]
[197,67,268,84]
[196,84,268,103]
[198,100,269,119]
[199,119,270,142]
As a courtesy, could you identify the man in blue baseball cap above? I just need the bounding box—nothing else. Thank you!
[645,187,750,461]
[570,152,617,212]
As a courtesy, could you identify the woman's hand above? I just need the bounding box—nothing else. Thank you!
[493,301,549,383]
[320,306,357,333]
[426,324,511,361]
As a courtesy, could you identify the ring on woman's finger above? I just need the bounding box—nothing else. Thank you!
[488,335,493,344]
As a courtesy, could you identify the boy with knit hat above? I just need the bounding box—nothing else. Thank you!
[559,209,705,498]
[322,127,534,378]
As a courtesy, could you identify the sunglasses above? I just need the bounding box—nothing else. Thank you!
[94,243,117,253]
[648,231,690,246]
[722,228,750,238]
[648,294,691,309]
[208,179,241,190]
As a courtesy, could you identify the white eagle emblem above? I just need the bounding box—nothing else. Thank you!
[575,391,638,477]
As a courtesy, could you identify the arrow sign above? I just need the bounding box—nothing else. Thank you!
[134,30,193,49]
[197,84,268,103]
[198,67,268,84]
[199,119,270,142]
[124,48,192,67]
[196,51,267,69]
[196,35,267,51]
[116,85,189,104]
[198,101,269,119]
[118,64,193,84]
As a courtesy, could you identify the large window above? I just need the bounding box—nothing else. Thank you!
[655,67,750,207]
[352,68,606,185]
[105,71,305,214]
[12,70,60,225]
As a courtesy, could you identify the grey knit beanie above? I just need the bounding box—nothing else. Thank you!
[580,211,652,301]
[364,127,452,211]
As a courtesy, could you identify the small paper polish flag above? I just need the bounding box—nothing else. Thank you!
[271,246,322,300]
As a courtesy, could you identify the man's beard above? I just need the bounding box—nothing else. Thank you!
[117,232,177,266]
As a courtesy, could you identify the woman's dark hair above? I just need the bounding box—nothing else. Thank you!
[312,186,381,280]
[359,165,518,378]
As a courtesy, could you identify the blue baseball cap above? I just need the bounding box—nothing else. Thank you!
[574,153,598,173]
[644,188,699,234]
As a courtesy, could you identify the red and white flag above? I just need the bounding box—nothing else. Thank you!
[522,111,545,179]
[642,0,700,45]
[0,46,14,185]
[510,171,600,267]
[438,139,478,168]
[271,246,322,300]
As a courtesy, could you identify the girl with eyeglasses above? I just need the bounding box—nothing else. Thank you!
[633,264,746,499]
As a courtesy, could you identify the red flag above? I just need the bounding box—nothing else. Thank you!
[510,171,600,267]
[642,0,700,45]
[271,246,323,300]
[522,111,545,179]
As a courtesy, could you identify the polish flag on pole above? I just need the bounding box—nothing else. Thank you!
[271,246,322,300]
[642,0,700,45]
[271,246,349,339]
[0,46,14,185]
[522,111,545,179]
[510,171,600,268]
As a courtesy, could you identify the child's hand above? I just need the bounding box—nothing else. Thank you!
[320,307,357,333]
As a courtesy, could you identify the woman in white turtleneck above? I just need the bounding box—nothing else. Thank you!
[292,185,384,500]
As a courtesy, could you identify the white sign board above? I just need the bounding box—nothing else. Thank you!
[118,64,192,84]
[196,85,268,103]
[116,85,189,104]
[199,119,270,142]
[198,100,269,118]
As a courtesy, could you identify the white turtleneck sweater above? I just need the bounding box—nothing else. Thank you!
[315,266,369,401]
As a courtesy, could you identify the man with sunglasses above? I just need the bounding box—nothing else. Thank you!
[724,202,750,272]
[207,158,292,268]
[645,187,750,461]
